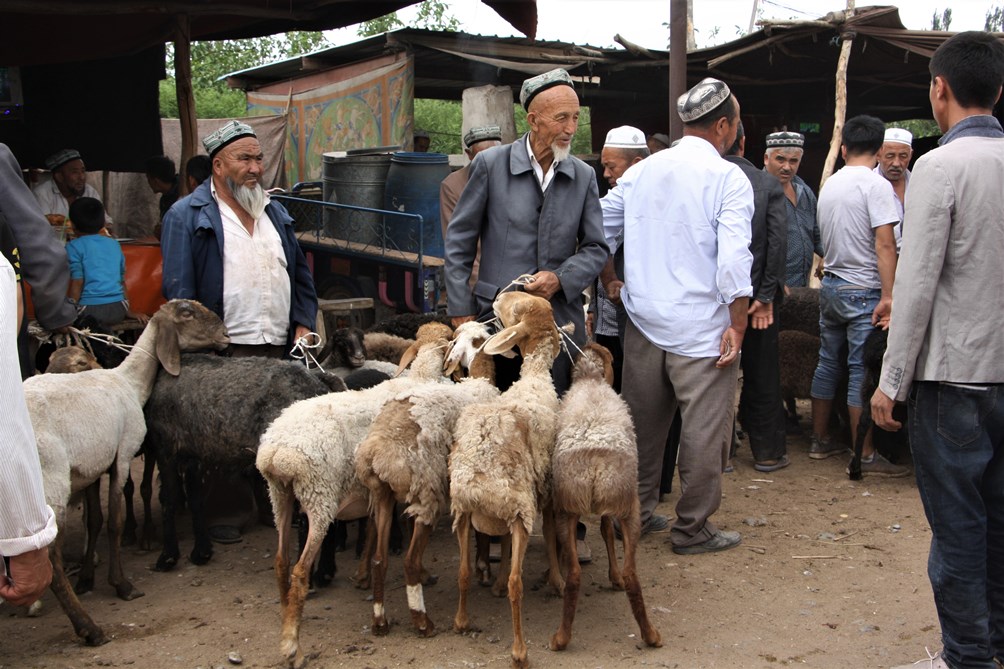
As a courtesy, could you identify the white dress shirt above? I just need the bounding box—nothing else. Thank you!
[0,254,57,558]
[602,135,754,358]
[32,179,113,226]
[527,135,558,192]
[211,180,291,345]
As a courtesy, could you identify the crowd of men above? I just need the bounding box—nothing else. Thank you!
[1,28,1001,669]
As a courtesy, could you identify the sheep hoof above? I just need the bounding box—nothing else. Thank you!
[154,553,178,572]
[420,571,438,586]
[81,626,109,646]
[510,652,529,669]
[645,630,663,648]
[189,547,213,566]
[414,619,437,638]
[549,633,569,651]
[115,583,144,601]
[372,619,390,636]
[73,575,94,594]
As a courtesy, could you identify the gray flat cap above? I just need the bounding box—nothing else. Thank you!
[519,68,574,110]
[202,120,257,159]
[463,125,502,148]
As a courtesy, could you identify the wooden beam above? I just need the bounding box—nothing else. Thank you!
[0,0,314,20]
[669,0,687,141]
[174,14,197,197]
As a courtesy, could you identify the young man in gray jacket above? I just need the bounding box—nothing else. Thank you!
[874,31,1004,669]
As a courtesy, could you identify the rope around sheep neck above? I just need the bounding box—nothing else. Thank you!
[288,331,327,373]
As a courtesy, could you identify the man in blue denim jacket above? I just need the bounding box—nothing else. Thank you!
[874,32,1004,669]
[161,121,317,358]
[808,115,907,477]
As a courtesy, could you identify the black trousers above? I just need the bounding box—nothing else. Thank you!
[738,318,787,462]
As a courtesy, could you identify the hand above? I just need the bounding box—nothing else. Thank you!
[716,325,744,369]
[294,324,311,343]
[870,388,901,431]
[0,547,53,607]
[814,263,825,280]
[522,271,561,300]
[748,300,773,330]
[585,312,594,339]
[451,315,475,329]
[126,310,150,325]
[872,297,892,330]
[783,284,791,297]
[603,279,624,305]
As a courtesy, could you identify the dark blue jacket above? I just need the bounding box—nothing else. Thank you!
[160,180,317,348]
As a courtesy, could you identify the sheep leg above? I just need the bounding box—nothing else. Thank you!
[184,459,213,566]
[508,521,530,669]
[270,483,295,610]
[312,521,338,588]
[351,514,375,589]
[281,508,327,669]
[107,460,143,601]
[139,449,158,550]
[848,403,871,481]
[621,498,662,648]
[549,511,582,651]
[600,515,625,590]
[74,480,103,594]
[453,513,472,633]
[491,533,511,597]
[370,487,394,636]
[155,457,181,571]
[122,471,137,546]
[541,504,565,595]
[404,519,436,637]
[48,531,108,646]
[474,530,492,586]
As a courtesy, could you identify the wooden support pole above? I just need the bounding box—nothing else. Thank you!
[820,0,856,190]
[174,14,197,197]
[669,0,688,142]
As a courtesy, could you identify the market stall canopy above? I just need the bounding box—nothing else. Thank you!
[0,0,537,66]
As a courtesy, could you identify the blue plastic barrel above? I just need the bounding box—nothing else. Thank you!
[384,152,451,258]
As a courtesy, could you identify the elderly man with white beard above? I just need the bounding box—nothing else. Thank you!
[161,121,317,358]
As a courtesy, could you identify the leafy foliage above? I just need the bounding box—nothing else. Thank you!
[159,31,328,117]
[930,8,953,30]
[358,0,458,37]
[986,5,1004,31]
[888,119,940,139]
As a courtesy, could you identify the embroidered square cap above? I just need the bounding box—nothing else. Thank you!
[44,149,82,172]
[884,128,913,146]
[765,131,805,148]
[603,125,647,149]
[463,125,502,148]
[520,68,574,110]
[202,120,257,159]
[677,77,732,123]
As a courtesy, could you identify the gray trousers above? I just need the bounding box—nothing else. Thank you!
[622,318,739,547]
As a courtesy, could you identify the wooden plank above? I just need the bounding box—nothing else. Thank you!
[297,233,446,267]
[317,297,374,312]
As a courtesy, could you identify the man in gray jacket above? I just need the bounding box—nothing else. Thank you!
[444,68,608,394]
[874,32,1004,669]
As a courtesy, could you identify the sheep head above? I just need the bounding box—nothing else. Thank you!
[395,321,454,376]
[46,346,102,374]
[153,299,230,376]
[443,320,494,381]
[484,292,560,360]
[331,327,367,368]
[571,342,615,387]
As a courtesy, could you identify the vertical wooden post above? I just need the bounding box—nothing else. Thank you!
[820,0,856,190]
[174,14,197,197]
[669,0,688,142]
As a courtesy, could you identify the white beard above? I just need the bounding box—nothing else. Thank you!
[551,142,571,162]
[227,177,267,220]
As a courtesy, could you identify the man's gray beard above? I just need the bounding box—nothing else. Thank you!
[551,142,571,162]
[226,177,266,219]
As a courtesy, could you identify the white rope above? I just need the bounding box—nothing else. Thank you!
[288,331,327,372]
[557,323,584,362]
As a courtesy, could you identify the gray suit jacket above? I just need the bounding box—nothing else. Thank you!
[444,134,608,342]
[0,144,77,329]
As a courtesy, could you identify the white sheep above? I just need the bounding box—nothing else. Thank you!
[548,342,662,652]
[22,299,229,646]
[354,320,499,637]
[256,322,455,669]
[449,291,565,669]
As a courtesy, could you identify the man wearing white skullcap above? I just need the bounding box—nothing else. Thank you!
[874,128,913,250]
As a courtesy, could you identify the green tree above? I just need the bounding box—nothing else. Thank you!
[986,5,1004,31]
[930,8,953,30]
[160,31,329,117]
[358,0,459,37]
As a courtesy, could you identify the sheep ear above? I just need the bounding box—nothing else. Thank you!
[395,343,419,376]
[155,318,182,376]
[443,340,462,377]
[482,325,522,356]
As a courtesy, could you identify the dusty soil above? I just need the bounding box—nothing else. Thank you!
[0,419,938,669]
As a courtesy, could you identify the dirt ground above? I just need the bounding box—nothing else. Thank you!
[0,415,939,669]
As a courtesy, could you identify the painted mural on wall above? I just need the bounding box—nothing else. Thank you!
[247,56,414,186]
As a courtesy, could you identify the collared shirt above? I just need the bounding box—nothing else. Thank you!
[210,179,290,345]
[592,227,622,337]
[31,179,112,226]
[602,135,754,358]
[0,254,58,557]
[526,134,558,191]
[873,164,910,250]
[774,173,821,288]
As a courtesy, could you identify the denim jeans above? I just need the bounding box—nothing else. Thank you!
[909,381,1004,669]
[810,274,880,407]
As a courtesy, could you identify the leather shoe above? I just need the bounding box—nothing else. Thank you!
[754,454,790,473]
[613,514,669,541]
[672,529,741,555]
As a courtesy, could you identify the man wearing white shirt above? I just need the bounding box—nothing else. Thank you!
[873,127,913,251]
[602,78,754,555]
[33,148,113,231]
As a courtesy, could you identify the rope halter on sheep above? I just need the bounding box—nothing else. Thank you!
[288,331,328,372]
[491,273,584,363]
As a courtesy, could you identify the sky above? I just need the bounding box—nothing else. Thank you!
[325,0,998,51]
